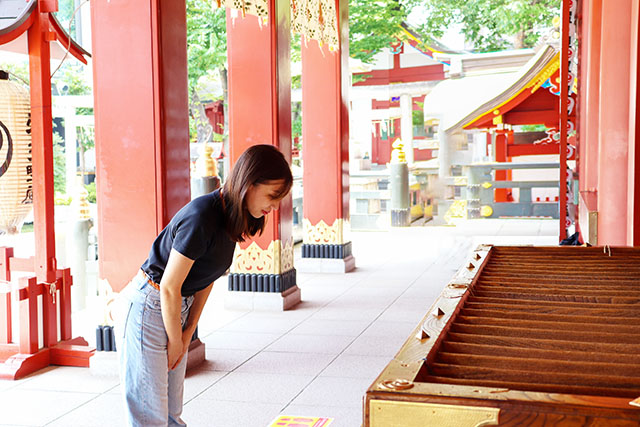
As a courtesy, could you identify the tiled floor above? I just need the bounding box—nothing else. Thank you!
[0,218,558,426]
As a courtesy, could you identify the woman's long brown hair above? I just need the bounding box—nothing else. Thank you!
[222,145,293,242]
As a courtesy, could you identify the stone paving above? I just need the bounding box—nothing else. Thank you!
[0,219,558,426]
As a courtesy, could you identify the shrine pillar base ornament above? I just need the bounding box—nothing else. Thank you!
[225,239,301,311]
[223,0,300,310]
[298,219,355,274]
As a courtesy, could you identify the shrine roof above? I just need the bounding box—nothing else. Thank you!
[0,0,90,64]
[450,45,559,133]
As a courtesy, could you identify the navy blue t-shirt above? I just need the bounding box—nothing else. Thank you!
[141,189,236,296]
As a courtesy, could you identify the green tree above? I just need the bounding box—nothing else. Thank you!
[418,0,561,52]
[349,0,419,63]
[187,0,228,147]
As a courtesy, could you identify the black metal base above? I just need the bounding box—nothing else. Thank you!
[391,209,410,226]
[228,268,296,293]
[302,242,352,259]
[95,325,116,352]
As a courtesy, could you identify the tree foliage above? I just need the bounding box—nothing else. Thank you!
[417,0,561,52]
[348,0,419,63]
[186,0,227,92]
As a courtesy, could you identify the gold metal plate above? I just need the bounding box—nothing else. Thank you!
[369,400,499,427]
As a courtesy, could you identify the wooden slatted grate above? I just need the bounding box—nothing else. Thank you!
[417,246,640,398]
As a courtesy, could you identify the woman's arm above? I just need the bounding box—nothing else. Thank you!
[174,281,214,367]
[159,248,194,370]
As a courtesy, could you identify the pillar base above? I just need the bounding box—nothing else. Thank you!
[225,285,301,311]
[302,242,352,259]
[297,255,356,273]
[391,209,411,226]
[186,338,206,371]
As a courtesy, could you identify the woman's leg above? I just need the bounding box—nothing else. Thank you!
[118,278,172,427]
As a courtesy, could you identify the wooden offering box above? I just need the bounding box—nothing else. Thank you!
[365,246,640,426]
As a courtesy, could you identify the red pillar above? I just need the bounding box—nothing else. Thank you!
[578,0,602,244]
[597,0,633,246]
[580,0,601,196]
[494,132,509,202]
[299,0,354,273]
[629,0,640,245]
[91,0,191,291]
[225,3,299,309]
[28,6,56,284]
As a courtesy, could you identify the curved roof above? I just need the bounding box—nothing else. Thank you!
[450,45,558,133]
[0,0,90,63]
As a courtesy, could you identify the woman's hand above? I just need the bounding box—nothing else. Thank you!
[168,337,185,370]
[170,327,195,370]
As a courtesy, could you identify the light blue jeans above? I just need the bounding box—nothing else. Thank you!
[116,272,194,427]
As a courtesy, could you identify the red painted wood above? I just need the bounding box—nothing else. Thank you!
[302,0,349,226]
[0,290,11,344]
[352,64,445,86]
[8,256,35,273]
[466,76,561,130]
[91,0,190,291]
[596,0,633,245]
[42,281,57,348]
[58,268,72,341]
[494,133,510,202]
[559,0,570,241]
[226,2,293,251]
[581,0,602,199]
[0,13,34,46]
[630,0,640,245]
[28,9,56,283]
[0,348,50,380]
[0,247,12,282]
[18,276,38,354]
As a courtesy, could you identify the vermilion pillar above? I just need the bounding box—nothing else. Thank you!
[225,3,300,310]
[91,0,190,291]
[596,0,633,246]
[494,131,511,203]
[28,6,56,284]
[299,0,354,274]
[629,0,640,245]
[578,0,602,244]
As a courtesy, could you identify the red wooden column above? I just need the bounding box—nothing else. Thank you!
[298,0,354,273]
[225,2,300,310]
[629,0,640,245]
[578,0,602,244]
[494,131,511,203]
[28,4,56,284]
[90,0,191,291]
[596,0,633,246]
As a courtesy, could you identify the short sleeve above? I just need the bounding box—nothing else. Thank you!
[172,213,211,261]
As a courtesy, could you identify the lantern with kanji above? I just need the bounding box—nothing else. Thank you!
[0,71,32,234]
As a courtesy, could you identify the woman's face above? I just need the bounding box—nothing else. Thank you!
[245,179,287,219]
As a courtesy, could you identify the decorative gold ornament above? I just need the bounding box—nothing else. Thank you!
[195,143,218,178]
[232,238,294,275]
[303,218,346,245]
[291,0,339,50]
[390,138,406,163]
[222,0,269,21]
[369,400,499,427]
[0,74,32,234]
[443,200,467,225]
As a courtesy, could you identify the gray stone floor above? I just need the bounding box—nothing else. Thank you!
[0,219,558,426]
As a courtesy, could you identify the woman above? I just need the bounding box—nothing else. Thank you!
[116,144,293,426]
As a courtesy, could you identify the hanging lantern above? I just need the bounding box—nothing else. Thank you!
[0,71,33,234]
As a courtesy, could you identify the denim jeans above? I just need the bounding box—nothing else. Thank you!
[115,272,194,427]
